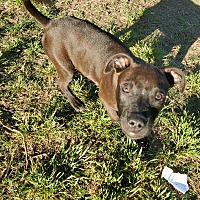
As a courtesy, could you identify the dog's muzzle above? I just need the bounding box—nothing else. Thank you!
[120,112,152,139]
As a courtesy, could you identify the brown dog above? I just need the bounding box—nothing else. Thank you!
[23,0,186,139]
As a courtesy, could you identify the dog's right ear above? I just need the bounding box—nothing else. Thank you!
[104,54,131,74]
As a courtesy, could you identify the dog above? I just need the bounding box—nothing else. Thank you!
[22,0,186,139]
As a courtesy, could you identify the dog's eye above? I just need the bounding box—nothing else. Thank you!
[122,84,130,93]
[155,92,165,101]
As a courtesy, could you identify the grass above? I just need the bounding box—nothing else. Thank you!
[0,0,200,199]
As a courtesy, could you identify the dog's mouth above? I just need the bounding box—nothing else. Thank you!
[122,129,150,139]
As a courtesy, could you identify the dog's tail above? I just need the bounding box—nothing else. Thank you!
[22,0,51,27]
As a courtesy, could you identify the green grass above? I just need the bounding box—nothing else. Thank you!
[0,0,200,199]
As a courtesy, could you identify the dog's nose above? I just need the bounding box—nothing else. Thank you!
[128,118,145,132]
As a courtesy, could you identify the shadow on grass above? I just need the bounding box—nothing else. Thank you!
[140,92,200,159]
[185,94,200,137]
[116,0,200,68]
[186,94,200,118]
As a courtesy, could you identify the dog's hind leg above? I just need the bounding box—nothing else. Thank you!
[44,45,85,112]
[57,64,85,112]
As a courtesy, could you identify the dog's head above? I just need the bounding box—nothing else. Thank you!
[105,54,186,139]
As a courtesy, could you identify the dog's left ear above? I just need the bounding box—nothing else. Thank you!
[104,54,131,74]
[162,67,186,93]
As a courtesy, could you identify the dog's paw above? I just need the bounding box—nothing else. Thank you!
[70,97,85,112]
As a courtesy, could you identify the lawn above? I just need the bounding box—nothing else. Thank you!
[0,0,200,199]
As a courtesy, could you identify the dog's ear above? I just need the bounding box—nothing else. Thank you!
[104,54,131,74]
[162,67,186,93]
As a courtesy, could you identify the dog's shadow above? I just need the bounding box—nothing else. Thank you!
[116,0,200,68]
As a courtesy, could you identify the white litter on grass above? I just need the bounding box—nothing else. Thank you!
[161,166,189,194]
[4,1,11,8]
